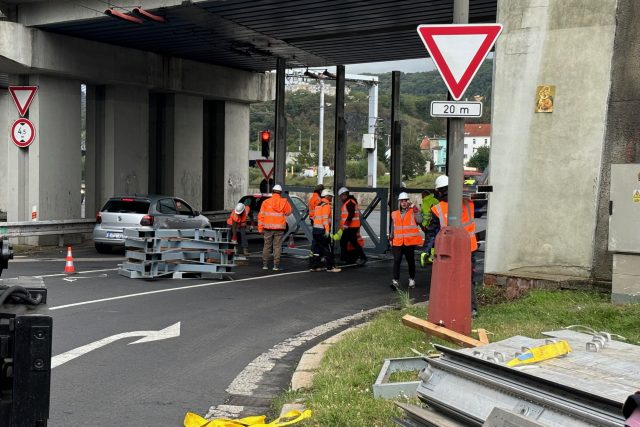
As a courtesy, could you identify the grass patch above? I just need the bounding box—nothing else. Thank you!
[282,290,640,426]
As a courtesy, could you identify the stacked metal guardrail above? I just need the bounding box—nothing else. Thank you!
[118,228,236,279]
[395,330,635,426]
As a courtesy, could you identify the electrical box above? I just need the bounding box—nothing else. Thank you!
[608,164,640,254]
[362,133,375,150]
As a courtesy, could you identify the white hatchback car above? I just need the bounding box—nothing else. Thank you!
[93,195,210,253]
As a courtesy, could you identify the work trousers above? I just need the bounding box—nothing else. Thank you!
[262,229,284,265]
[340,227,366,262]
[311,229,335,269]
[392,245,416,281]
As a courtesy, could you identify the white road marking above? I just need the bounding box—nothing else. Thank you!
[205,305,391,419]
[62,274,108,282]
[34,268,119,279]
[51,322,181,369]
[10,257,125,263]
[49,270,309,310]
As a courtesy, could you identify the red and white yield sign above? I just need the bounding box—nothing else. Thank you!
[256,159,274,180]
[9,86,38,117]
[417,24,502,101]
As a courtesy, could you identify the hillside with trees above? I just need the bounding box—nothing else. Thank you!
[250,60,493,181]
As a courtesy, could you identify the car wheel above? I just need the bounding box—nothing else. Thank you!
[95,243,111,254]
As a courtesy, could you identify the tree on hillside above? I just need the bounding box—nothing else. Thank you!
[401,143,426,179]
[467,145,490,171]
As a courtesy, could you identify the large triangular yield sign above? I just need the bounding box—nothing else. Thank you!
[417,24,502,101]
[256,159,274,180]
[9,86,38,117]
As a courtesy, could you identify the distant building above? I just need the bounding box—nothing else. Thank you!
[427,136,447,173]
[464,124,491,165]
[285,81,346,96]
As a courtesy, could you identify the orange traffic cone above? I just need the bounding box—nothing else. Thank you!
[288,234,296,248]
[64,246,75,273]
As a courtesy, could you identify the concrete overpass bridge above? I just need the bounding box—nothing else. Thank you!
[1,0,639,292]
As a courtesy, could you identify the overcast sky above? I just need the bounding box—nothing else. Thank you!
[346,58,436,74]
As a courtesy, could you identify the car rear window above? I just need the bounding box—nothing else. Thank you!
[102,199,150,214]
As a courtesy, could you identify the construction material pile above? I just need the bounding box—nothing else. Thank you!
[119,228,236,279]
[395,329,638,426]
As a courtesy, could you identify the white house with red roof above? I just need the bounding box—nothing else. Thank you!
[464,124,491,165]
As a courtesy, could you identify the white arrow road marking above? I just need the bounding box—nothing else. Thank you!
[62,274,108,282]
[51,322,181,369]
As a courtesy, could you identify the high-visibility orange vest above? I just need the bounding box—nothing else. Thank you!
[312,198,332,232]
[309,192,321,221]
[430,199,478,251]
[227,206,250,227]
[258,194,291,232]
[340,198,361,228]
[391,209,423,247]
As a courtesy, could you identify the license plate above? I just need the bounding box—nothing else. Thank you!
[106,232,123,239]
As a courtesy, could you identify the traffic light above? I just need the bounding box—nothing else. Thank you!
[260,130,271,158]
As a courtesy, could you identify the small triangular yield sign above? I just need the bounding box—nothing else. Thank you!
[417,24,502,101]
[256,159,274,180]
[9,86,38,117]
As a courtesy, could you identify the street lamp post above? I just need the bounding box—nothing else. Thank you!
[296,128,302,152]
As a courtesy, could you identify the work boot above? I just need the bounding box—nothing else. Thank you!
[390,279,400,292]
[326,267,342,273]
[272,265,281,271]
[356,257,367,266]
[408,278,416,289]
[243,248,250,256]
[262,264,269,270]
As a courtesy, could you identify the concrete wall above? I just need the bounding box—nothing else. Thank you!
[173,94,204,210]
[223,102,250,209]
[486,0,617,278]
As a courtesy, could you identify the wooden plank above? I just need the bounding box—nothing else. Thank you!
[476,328,490,344]
[401,315,485,348]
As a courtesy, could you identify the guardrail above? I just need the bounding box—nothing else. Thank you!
[0,210,230,244]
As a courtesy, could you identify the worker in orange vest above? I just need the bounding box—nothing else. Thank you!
[389,192,423,291]
[424,175,479,316]
[337,187,367,265]
[308,184,324,226]
[258,185,292,271]
[309,189,341,273]
[227,202,251,256]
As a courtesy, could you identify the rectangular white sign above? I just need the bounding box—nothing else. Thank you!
[430,101,482,118]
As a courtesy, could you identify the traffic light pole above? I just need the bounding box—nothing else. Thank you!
[274,58,287,185]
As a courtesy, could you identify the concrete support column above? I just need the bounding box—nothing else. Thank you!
[486,0,617,279]
[173,94,203,210]
[223,101,249,209]
[0,89,8,217]
[4,75,81,243]
[87,84,149,214]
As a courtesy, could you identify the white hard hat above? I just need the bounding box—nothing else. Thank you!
[234,203,245,214]
[272,184,283,192]
[435,175,449,189]
[321,189,334,197]
[338,187,349,196]
[398,192,410,200]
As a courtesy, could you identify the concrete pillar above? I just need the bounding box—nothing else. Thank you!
[223,101,249,209]
[173,94,203,210]
[486,0,617,279]
[0,89,8,217]
[87,84,149,213]
[3,75,82,243]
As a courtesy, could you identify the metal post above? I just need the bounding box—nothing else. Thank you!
[389,71,402,213]
[317,80,325,184]
[447,0,469,226]
[274,58,287,185]
[297,128,301,152]
[367,82,379,187]
[333,65,346,234]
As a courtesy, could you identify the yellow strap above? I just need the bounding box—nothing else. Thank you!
[184,410,312,427]
[506,340,572,367]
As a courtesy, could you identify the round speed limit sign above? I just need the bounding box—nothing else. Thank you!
[11,118,36,148]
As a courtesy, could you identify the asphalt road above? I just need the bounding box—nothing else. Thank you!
[2,242,431,426]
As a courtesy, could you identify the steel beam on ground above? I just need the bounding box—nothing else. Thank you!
[274,58,287,185]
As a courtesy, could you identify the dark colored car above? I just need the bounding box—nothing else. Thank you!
[93,195,210,253]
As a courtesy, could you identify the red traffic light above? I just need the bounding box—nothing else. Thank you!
[260,130,271,143]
